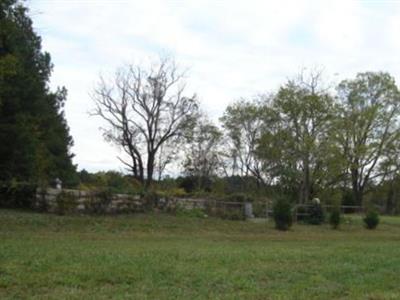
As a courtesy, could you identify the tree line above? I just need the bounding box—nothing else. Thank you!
[93,58,400,212]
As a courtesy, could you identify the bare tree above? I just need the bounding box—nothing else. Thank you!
[91,56,199,187]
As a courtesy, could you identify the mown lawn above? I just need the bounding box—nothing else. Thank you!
[1,210,400,299]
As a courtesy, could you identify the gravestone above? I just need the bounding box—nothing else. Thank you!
[55,178,62,190]
[244,202,254,219]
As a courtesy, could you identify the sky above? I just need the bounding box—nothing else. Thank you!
[28,0,400,173]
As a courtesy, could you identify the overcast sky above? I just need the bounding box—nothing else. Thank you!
[29,0,400,173]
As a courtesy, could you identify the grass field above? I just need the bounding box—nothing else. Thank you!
[1,210,400,299]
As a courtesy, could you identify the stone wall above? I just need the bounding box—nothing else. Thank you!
[34,188,210,215]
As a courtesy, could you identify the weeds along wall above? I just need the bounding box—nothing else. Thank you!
[34,188,249,220]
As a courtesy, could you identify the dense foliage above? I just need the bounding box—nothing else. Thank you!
[307,201,325,225]
[273,196,293,230]
[329,207,341,229]
[364,210,380,229]
[0,1,77,187]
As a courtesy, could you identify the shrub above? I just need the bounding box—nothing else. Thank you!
[0,182,37,209]
[363,210,379,229]
[273,197,293,230]
[307,199,325,225]
[329,207,341,229]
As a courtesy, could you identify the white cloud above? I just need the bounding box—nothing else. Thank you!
[28,0,400,173]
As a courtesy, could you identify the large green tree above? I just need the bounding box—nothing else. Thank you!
[0,0,77,186]
[255,71,335,202]
[220,98,268,185]
[272,72,334,203]
[334,72,400,205]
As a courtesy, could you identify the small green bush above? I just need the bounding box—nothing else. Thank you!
[307,201,325,225]
[363,210,379,229]
[329,207,341,229]
[273,197,293,231]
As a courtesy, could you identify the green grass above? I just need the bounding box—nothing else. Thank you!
[1,210,400,299]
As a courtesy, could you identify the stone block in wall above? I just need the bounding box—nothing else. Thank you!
[109,203,118,210]
[62,189,80,197]
[115,194,130,201]
[112,200,124,206]
[79,190,90,197]
[76,198,86,204]
[46,188,61,196]
[45,195,57,202]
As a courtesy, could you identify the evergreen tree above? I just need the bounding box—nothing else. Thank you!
[0,0,77,186]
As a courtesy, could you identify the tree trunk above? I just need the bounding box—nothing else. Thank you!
[386,184,394,215]
[303,164,310,203]
[300,156,310,204]
[351,168,363,206]
[146,152,155,188]
[131,155,138,179]
[352,189,363,206]
[136,156,144,184]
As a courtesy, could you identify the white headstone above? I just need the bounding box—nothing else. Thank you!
[244,202,254,219]
[55,178,62,190]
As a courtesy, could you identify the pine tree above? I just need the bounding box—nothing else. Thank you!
[0,0,77,186]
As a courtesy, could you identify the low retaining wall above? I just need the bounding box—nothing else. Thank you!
[34,188,210,215]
